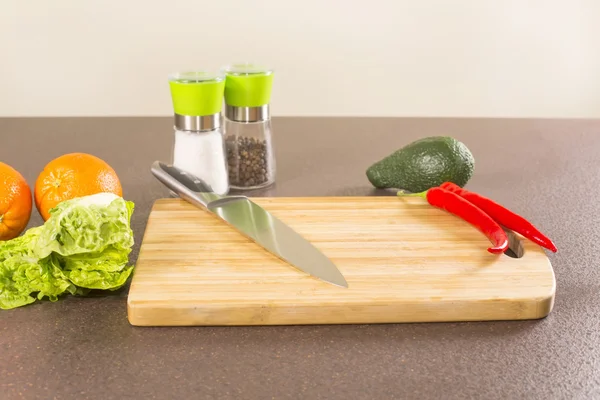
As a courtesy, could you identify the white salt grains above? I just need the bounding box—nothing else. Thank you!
[172,129,229,195]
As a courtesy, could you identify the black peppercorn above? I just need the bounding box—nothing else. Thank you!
[226,136,271,187]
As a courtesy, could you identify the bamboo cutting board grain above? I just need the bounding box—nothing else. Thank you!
[127,197,555,326]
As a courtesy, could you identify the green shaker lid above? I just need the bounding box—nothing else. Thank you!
[169,71,225,116]
[223,63,274,107]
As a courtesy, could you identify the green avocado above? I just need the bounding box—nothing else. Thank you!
[366,136,475,192]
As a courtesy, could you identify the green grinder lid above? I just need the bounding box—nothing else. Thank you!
[223,63,274,107]
[169,71,225,116]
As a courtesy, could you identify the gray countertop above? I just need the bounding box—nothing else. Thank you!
[1,117,599,399]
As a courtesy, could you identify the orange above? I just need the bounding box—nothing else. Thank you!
[34,153,123,221]
[0,161,33,240]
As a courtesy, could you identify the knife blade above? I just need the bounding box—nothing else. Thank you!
[150,161,348,288]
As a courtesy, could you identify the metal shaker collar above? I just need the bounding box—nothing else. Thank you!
[174,113,221,132]
[225,105,270,123]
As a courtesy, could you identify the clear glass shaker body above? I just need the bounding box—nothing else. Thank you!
[172,123,230,195]
[224,116,275,190]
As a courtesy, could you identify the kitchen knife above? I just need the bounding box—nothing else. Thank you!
[150,161,348,288]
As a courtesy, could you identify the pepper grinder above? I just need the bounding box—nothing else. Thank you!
[168,71,229,195]
[222,63,275,190]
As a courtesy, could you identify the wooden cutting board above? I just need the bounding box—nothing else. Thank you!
[127,197,555,326]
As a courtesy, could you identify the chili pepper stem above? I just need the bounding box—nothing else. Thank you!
[397,190,427,198]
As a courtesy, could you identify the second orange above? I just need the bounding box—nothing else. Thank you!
[34,153,123,220]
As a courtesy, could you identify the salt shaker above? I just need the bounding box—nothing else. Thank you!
[168,71,229,195]
[222,63,275,190]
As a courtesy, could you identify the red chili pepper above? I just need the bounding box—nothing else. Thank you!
[400,187,509,254]
[439,182,557,252]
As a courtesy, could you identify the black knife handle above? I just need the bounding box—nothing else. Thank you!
[150,161,222,209]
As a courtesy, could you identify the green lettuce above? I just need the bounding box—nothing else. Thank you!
[0,193,135,310]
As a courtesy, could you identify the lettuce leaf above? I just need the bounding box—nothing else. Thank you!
[0,193,135,310]
[60,246,134,289]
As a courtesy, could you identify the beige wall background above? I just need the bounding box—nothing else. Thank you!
[1,0,599,118]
